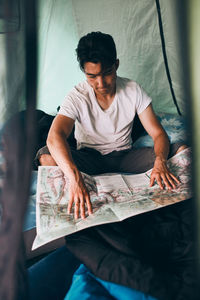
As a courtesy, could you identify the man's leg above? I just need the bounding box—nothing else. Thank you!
[34,145,57,166]
[175,144,188,154]
[115,143,187,174]
[35,145,108,175]
[39,155,57,166]
[35,143,187,174]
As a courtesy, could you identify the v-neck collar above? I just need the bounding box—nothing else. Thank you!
[90,84,118,113]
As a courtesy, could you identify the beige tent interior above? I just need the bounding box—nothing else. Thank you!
[0,0,200,299]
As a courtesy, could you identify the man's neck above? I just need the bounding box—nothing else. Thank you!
[95,91,116,110]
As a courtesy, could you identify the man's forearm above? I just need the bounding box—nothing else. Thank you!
[47,132,79,180]
[153,132,170,162]
[150,132,180,189]
[47,130,92,219]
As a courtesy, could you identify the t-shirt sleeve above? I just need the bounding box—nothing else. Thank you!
[136,84,152,115]
[58,93,79,121]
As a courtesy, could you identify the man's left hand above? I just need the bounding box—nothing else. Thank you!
[150,157,180,190]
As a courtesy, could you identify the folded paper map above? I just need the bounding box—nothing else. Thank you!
[32,148,192,250]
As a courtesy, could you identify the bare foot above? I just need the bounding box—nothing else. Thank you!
[176,144,188,154]
[39,154,57,166]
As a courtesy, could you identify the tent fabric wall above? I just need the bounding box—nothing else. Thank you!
[36,0,185,115]
[37,0,84,114]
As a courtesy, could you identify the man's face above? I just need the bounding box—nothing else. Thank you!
[84,60,119,97]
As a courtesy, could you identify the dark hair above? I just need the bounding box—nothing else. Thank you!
[76,31,117,71]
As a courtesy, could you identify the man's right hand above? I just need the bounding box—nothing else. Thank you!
[67,171,93,220]
[46,115,93,219]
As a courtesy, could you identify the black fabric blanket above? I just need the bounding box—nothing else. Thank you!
[65,200,198,300]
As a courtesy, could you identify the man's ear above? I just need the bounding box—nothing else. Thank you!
[115,59,119,70]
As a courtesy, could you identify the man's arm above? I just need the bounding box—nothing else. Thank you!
[138,104,180,189]
[47,114,92,219]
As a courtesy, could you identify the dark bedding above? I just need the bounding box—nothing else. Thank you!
[31,110,197,299]
[65,199,198,300]
[1,109,195,298]
[0,110,196,299]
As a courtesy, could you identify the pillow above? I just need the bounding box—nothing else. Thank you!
[65,264,157,300]
[133,113,188,148]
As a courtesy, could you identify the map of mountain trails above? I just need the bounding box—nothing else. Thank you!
[32,148,192,250]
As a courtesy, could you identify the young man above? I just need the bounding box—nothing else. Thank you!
[38,32,184,220]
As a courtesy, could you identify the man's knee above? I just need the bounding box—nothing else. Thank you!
[175,144,188,154]
[39,154,57,166]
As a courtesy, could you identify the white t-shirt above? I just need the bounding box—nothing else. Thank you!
[59,76,152,155]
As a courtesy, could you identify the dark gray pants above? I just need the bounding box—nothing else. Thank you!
[35,143,182,175]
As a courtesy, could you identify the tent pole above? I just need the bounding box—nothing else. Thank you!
[155,0,182,115]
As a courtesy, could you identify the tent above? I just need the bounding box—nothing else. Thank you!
[0,0,199,299]
[0,0,189,123]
